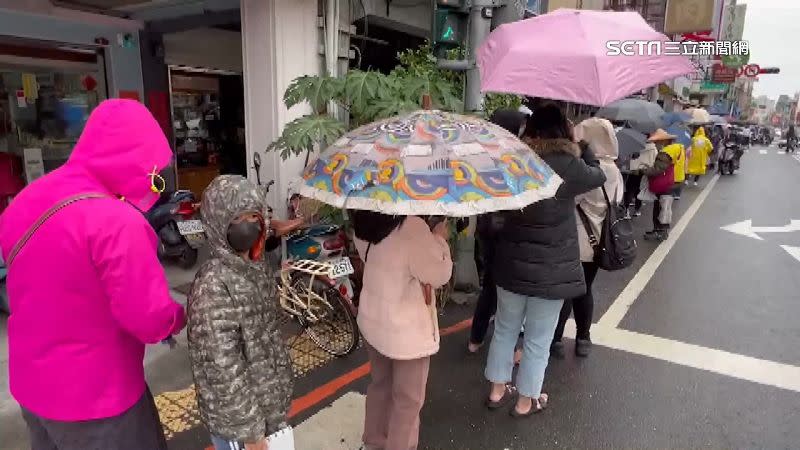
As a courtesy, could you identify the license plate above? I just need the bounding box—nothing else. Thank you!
[328,257,354,279]
[177,219,204,235]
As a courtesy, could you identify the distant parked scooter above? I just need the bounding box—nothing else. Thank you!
[146,190,205,269]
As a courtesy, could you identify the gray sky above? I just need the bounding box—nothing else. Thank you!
[741,0,800,100]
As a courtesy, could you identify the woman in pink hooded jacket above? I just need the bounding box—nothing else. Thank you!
[0,99,185,450]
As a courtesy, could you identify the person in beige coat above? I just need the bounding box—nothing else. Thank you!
[351,211,453,450]
[551,117,624,358]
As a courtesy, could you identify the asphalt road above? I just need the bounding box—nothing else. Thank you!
[3,144,799,449]
[282,144,800,450]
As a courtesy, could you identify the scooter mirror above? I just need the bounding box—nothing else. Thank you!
[253,152,262,185]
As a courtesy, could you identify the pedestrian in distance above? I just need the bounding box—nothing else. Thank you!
[687,126,713,186]
[485,104,606,417]
[469,108,528,363]
[351,211,452,450]
[551,117,624,358]
[786,125,796,153]
[671,132,687,199]
[0,99,186,450]
[639,129,681,242]
[187,175,303,450]
[627,135,658,217]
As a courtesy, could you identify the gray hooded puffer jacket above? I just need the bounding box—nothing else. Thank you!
[187,175,293,442]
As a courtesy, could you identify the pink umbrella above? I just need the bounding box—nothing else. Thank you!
[477,9,696,107]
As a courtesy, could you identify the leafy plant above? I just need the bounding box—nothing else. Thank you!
[483,93,524,118]
[268,42,467,163]
[267,115,345,160]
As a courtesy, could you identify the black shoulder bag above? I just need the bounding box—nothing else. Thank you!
[576,186,636,271]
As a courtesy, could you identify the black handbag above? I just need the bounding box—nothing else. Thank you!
[576,186,636,271]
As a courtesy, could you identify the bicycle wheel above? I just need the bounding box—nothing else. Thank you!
[291,274,359,356]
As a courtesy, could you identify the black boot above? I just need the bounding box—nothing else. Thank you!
[575,338,592,357]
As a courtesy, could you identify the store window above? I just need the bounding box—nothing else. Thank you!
[0,38,106,212]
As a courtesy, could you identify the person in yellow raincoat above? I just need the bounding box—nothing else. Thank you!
[663,141,686,199]
[687,126,713,186]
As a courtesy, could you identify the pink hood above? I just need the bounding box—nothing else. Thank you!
[0,99,185,421]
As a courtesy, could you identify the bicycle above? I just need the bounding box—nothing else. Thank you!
[253,154,359,357]
[276,258,359,356]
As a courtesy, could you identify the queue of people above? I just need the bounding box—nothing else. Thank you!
[1,98,709,450]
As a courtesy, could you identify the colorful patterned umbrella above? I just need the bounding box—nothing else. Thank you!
[299,110,562,217]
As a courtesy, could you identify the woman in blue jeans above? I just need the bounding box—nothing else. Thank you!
[484,104,606,417]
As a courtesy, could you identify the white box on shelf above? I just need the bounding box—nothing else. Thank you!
[23,148,45,183]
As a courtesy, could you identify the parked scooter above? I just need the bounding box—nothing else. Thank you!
[146,190,205,269]
[718,141,744,175]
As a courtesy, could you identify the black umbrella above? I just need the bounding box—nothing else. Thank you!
[597,98,665,134]
[615,127,647,169]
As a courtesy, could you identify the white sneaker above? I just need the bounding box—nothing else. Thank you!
[693,181,699,186]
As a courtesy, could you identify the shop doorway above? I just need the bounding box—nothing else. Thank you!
[168,67,245,196]
[162,22,245,197]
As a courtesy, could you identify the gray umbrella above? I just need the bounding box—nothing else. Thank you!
[597,98,665,134]
[615,127,648,169]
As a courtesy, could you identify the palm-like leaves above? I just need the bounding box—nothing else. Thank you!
[270,44,466,161]
[267,115,345,160]
[284,75,344,113]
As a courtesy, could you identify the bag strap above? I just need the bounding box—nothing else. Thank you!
[576,205,598,247]
[6,193,110,268]
[600,184,621,208]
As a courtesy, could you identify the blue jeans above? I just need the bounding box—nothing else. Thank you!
[485,287,563,398]
[210,434,244,450]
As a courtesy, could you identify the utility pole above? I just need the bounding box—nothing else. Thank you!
[465,1,498,113]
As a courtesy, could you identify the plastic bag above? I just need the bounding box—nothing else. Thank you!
[637,176,657,202]
[658,195,674,225]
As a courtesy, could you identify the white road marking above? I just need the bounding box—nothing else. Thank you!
[294,392,366,450]
[721,219,800,241]
[592,328,800,393]
[586,172,800,394]
[598,174,720,329]
[760,149,768,154]
[780,245,800,263]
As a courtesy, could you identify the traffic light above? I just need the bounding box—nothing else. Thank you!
[759,67,780,74]
[433,0,468,57]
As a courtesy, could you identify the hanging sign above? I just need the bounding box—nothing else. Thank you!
[712,64,738,83]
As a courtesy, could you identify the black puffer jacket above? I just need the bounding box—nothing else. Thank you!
[493,138,606,300]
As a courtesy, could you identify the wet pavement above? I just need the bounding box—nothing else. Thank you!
[2,145,800,449]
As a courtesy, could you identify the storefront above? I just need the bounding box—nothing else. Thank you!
[0,37,108,211]
[0,3,144,212]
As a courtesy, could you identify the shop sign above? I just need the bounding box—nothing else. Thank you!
[665,0,716,35]
[712,65,737,84]
[699,81,728,93]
